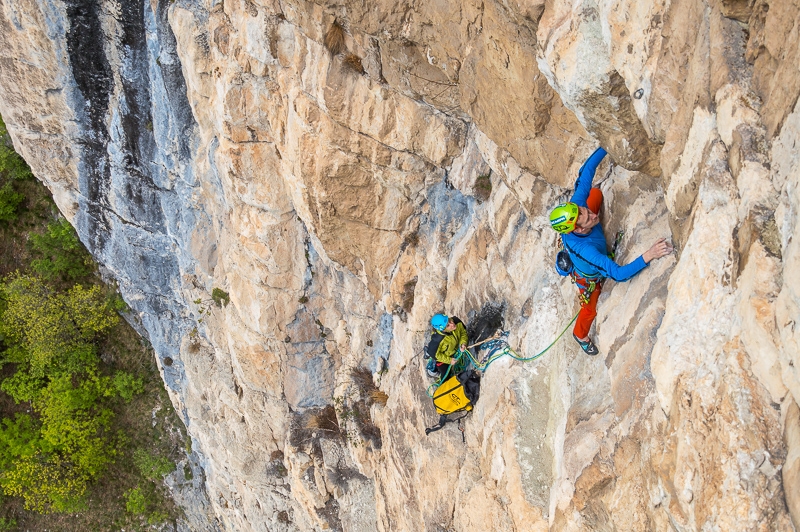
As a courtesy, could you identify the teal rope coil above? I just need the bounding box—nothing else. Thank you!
[426,310,580,396]
[426,349,470,398]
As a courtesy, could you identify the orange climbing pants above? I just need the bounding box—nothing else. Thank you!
[573,188,603,340]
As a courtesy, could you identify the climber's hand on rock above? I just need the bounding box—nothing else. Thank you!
[643,238,674,263]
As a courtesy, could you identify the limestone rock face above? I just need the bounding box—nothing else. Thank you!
[0,0,799,530]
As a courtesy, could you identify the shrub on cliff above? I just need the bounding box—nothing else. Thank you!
[0,183,23,224]
[0,117,33,225]
[30,218,94,282]
[0,118,33,182]
[0,274,143,513]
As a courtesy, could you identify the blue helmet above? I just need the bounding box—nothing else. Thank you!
[431,314,448,331]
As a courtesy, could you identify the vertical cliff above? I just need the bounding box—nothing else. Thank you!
[0,0,798,530]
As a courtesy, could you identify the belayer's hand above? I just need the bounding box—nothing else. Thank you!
[449,357,457,365]
[643,237,674,263]
[460,344,467,351]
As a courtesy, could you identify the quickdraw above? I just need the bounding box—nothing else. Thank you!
[572,274,598,305]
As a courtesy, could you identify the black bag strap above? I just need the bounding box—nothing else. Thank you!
[425,412,469,442]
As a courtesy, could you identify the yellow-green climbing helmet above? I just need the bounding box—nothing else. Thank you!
[549,202,579,234]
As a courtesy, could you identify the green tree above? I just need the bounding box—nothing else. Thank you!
[0,274,142,513]
[30,218,94,281]
[0,182,24,223]
[0,275,117,375]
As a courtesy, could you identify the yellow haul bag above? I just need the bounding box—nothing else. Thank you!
[425,370,481,438]
[432,374,474,415]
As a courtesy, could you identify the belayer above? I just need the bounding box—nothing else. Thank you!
[425,314,468,379]
[549,147,673,355]
[424,314,481,440]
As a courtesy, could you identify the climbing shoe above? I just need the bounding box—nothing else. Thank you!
[573,334,599,356]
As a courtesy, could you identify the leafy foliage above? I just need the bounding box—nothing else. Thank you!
[0,183,24,224]
[124,486,147,514]
[0,117,31,225]
[0,275,118,375]
[30,218,94,281]
[0,117,33,182]
[211,287,230,307]
[124,485,170,525]
[133,449,175,481]
[0,274,142,512]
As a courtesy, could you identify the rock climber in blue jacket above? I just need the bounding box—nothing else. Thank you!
[549,147,673,355]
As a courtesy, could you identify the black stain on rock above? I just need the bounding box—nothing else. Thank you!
[467,302,506,343]
[64,0,199,251]
[64,0,113,251]
[155,0,196,161]
[64,0,112,133]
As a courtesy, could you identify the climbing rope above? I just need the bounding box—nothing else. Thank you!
[425,350,469,398]
[426,310,580,396]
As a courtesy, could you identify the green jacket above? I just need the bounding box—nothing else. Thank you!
[434,322,468,364]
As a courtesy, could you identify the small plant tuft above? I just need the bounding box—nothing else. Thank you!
[124,487,147,515]
[370,389,389,406]
[324,20,346,55]
[402,231,419,249]
[342,53,365,74]
[474,171,492,203]
[211,287,230,307]
[133,449,175,481]
[304,406,340,436]
[401,277,417,313]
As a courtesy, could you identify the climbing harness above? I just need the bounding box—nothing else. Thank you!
[559,230,624,305]
[573,274,600,306]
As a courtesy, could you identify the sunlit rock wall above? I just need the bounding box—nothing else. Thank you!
[0,0,798,530]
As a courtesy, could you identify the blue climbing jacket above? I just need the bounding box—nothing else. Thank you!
[561,147,648,281]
